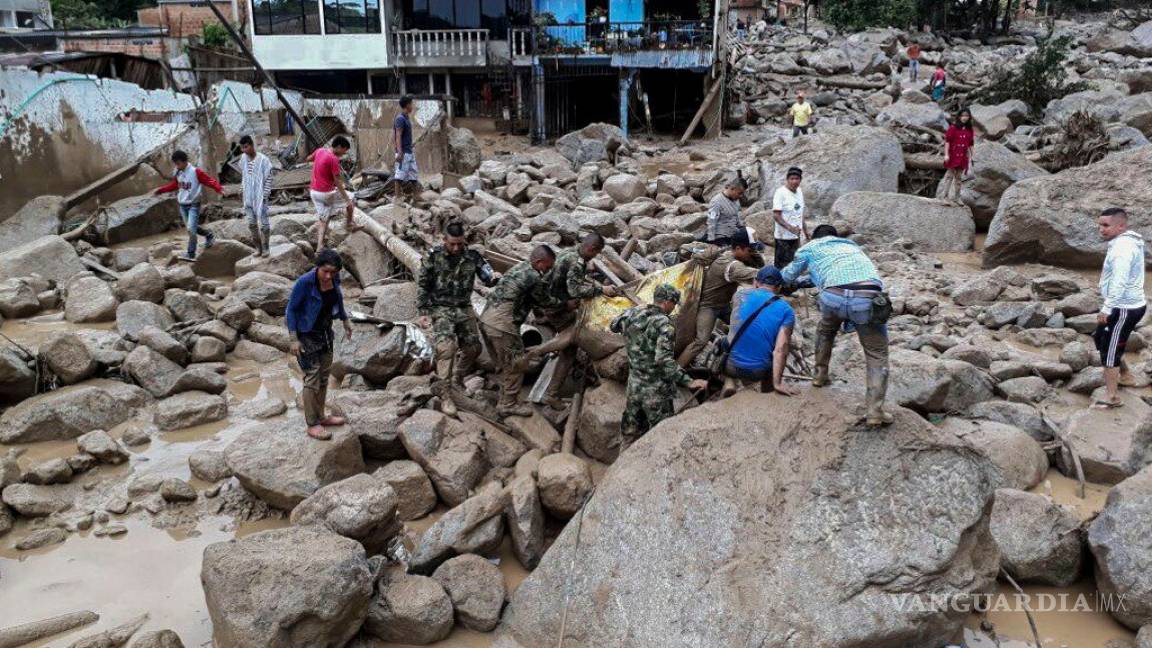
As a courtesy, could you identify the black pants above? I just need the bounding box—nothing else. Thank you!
[1094,306,1146,368]
[774,238,800,269]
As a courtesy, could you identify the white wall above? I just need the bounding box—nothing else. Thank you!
[251,33,391,70]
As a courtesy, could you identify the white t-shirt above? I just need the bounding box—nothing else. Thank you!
[772,185,805,240]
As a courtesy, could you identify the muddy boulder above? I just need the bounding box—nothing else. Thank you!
[990,488,1083,587]
[0,235,84,284]
[536,453,593,519]
[116,300,175,341]
[505,473,545,570]
[374,460,437,521]
[1089,465,1152,630]
[936,142,1048,229]
[888,349,996,414]
[411,482,505,574]
[364,570,454,644]
[334,324,432,386]
[231,271,293,315]
[202,526,373,648]
[0,278,42,318]
[0,195,67,254]
[0,380,150,443]
[115,263,166,303]
[154,391,227,431]
[433,553,507,632]
[39,332,99,384]
[398,409,489,507]
[290,473,401,554]
[494,390,1000,648]
[224,419,366,510]
[936,417,1048,490]
[64,274,119,323]
[830,192,975,252]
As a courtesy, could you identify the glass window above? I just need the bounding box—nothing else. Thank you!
[323,0,341,33]
[479,0,505,37]
[251,0,272,34]
[323,0,380,33]
[15,11,36,28]
[455,0,480,29]
[427,0,454,27]
[257,0,321,34]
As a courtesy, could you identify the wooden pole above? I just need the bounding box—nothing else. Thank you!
[678,77,724,145]
[561,390,583,454]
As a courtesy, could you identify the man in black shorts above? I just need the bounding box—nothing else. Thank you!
[1093,207,1146,409]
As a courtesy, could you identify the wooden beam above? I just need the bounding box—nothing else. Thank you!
[678,78,724,146]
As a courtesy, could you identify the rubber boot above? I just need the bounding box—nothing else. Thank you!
[811,334,833,387]
[497,401,533,418]
[260,226,272,257]
[864,366,893,427]
[248,223,263,257]
[431,380,458,417]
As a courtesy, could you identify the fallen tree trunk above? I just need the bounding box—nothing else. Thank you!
[903,153,946,170]
[599,245,641,283]
[351,210,423,274]
[0,611,99,648]
[816,76,887,90]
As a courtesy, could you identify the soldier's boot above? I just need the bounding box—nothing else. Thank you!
[811,333,834,387]
[497,400,533,418]
[247,222,263,257]
[453,347,480,389]
[260,225,272,257]
[864,366,893,427]
[541,395,568,410]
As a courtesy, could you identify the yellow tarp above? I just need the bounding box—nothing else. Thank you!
[576,261,704,359]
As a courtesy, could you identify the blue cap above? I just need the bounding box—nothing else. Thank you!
[757,266,784,286]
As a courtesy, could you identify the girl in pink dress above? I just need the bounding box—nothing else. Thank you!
[941,108,974,204]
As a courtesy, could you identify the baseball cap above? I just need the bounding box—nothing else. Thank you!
[756,266,784,286]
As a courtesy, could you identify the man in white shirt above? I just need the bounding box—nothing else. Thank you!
[1094,207,1146,409]
[239,135,274,257]
[772,167,805,269]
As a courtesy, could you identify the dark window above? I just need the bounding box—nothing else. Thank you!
[15,11,36,28]
[427,0,454,27]
[251,0,322,34]
[455,0,480,29]
[403,0,520,32]
[323,0,381,33]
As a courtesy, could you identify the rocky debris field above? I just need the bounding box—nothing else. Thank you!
[3,13,1152,648]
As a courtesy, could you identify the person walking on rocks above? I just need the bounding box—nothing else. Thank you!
[930,62,947,102]
[154,150,222,262]
[1093,207,1146,409]
[309,135,356,251]
[907,40,922,82]
[528,233,618,408]
[287,249,352,440]
[723,266,797,396]
[940,108,974,204]
[479,246,557,418]
[393,95,420,204]
[782,225,893,427]
[417,222,498,415]
[703,176,747,246]
[772,167,806,269]
[612,284,708,439]
[239,135,274,257]
[788,91,814,137]
[678,229,760,368]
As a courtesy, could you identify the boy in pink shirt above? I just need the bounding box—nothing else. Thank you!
[309,135,355,250]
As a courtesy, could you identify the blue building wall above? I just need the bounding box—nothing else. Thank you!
[539,0,585,44]
[609,0,643,23]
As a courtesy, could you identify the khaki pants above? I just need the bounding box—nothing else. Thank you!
[815,290,889,416]
[678,306,720,368]
[301,350,333,426]
[480,303,527,407]
[429,305,481,384]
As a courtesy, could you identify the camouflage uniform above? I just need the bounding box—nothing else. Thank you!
[678,245,759,368]
[480,260,552,409]
[538,248,602,400]
[610,285,693,437]
[417,245,496,383]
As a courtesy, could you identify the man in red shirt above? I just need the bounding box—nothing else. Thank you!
[309,135,356,251]
[907,40,921,82]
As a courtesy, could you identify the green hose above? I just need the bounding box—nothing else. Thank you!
[0,75,99,140]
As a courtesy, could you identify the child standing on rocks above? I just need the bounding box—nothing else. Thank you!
[154,150,223,261]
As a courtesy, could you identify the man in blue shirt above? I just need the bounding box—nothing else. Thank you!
[781,224,891,426]
[725,266,798,395]
[393,95,419,204]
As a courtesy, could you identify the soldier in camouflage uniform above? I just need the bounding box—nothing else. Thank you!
[417,223,497,414]
[479,245,557,417]
[529,233,618,408]
[611,284,709,438]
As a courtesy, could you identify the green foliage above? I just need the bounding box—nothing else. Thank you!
[970,33,1090,117]
[201,22,229,47]
[697,0,712,20]
[51,0,147,29]
[821,0,916,31]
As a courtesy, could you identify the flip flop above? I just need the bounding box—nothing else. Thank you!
[318,415,347,426]
[306,425,332,440]
[1091,399,1124,410]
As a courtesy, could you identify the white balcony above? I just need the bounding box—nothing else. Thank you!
[392,29,488,67]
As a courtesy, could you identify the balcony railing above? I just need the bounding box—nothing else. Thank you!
[511,20,713,57]
[392,28,489,66]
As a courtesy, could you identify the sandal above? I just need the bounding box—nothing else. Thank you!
[1091,399,1124,410]
[318,415,347,426]
[306,425,332,440]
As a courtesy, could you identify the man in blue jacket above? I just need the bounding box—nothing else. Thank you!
[287,249,353,439]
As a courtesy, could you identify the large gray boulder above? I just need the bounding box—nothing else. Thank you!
[494,390,1000,648]
[758,126,904,217]
[411,482,506,574]
[984,146,1152,268]
[115,262,166,303]
[446,125,482,175]
[290,473,401,554]
[990,488,1083,587]
[364,570,454,644]
[0,348,36,404]
[154,391,227,431]
[192,240,256,277]
[505,473,545,570]
[224,420,366,510]
[39,332,98,384]
[375,460,437,520]
[398,409,488,507]
[876,100,949,131]
[98,194,180,244]
[1058,392,1152,484]
[936,418,1048,491]
[888,349,996,414]
[334,324,432,386]
[202,526,373,648]
[576,380,626,463]
[935,142,1049,229]
[0,278,41,318]
[64,274,119,323]
[556,122,626,165]
[236,242,311,280]
[1089,465,1152,630]
[832,192,974,251]
[231,271,293,315]
[0,195,67,254]
[0,379,150,443]
[0,235,83,284]
[432,553,507,632]
[116,300,175,341]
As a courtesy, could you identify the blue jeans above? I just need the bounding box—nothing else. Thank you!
[815,289,889,391]
[909,59,920,82]
[179,204,211,257]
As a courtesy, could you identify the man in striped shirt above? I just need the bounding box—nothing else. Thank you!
[782,224,892,426]
[239,135,274,257]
